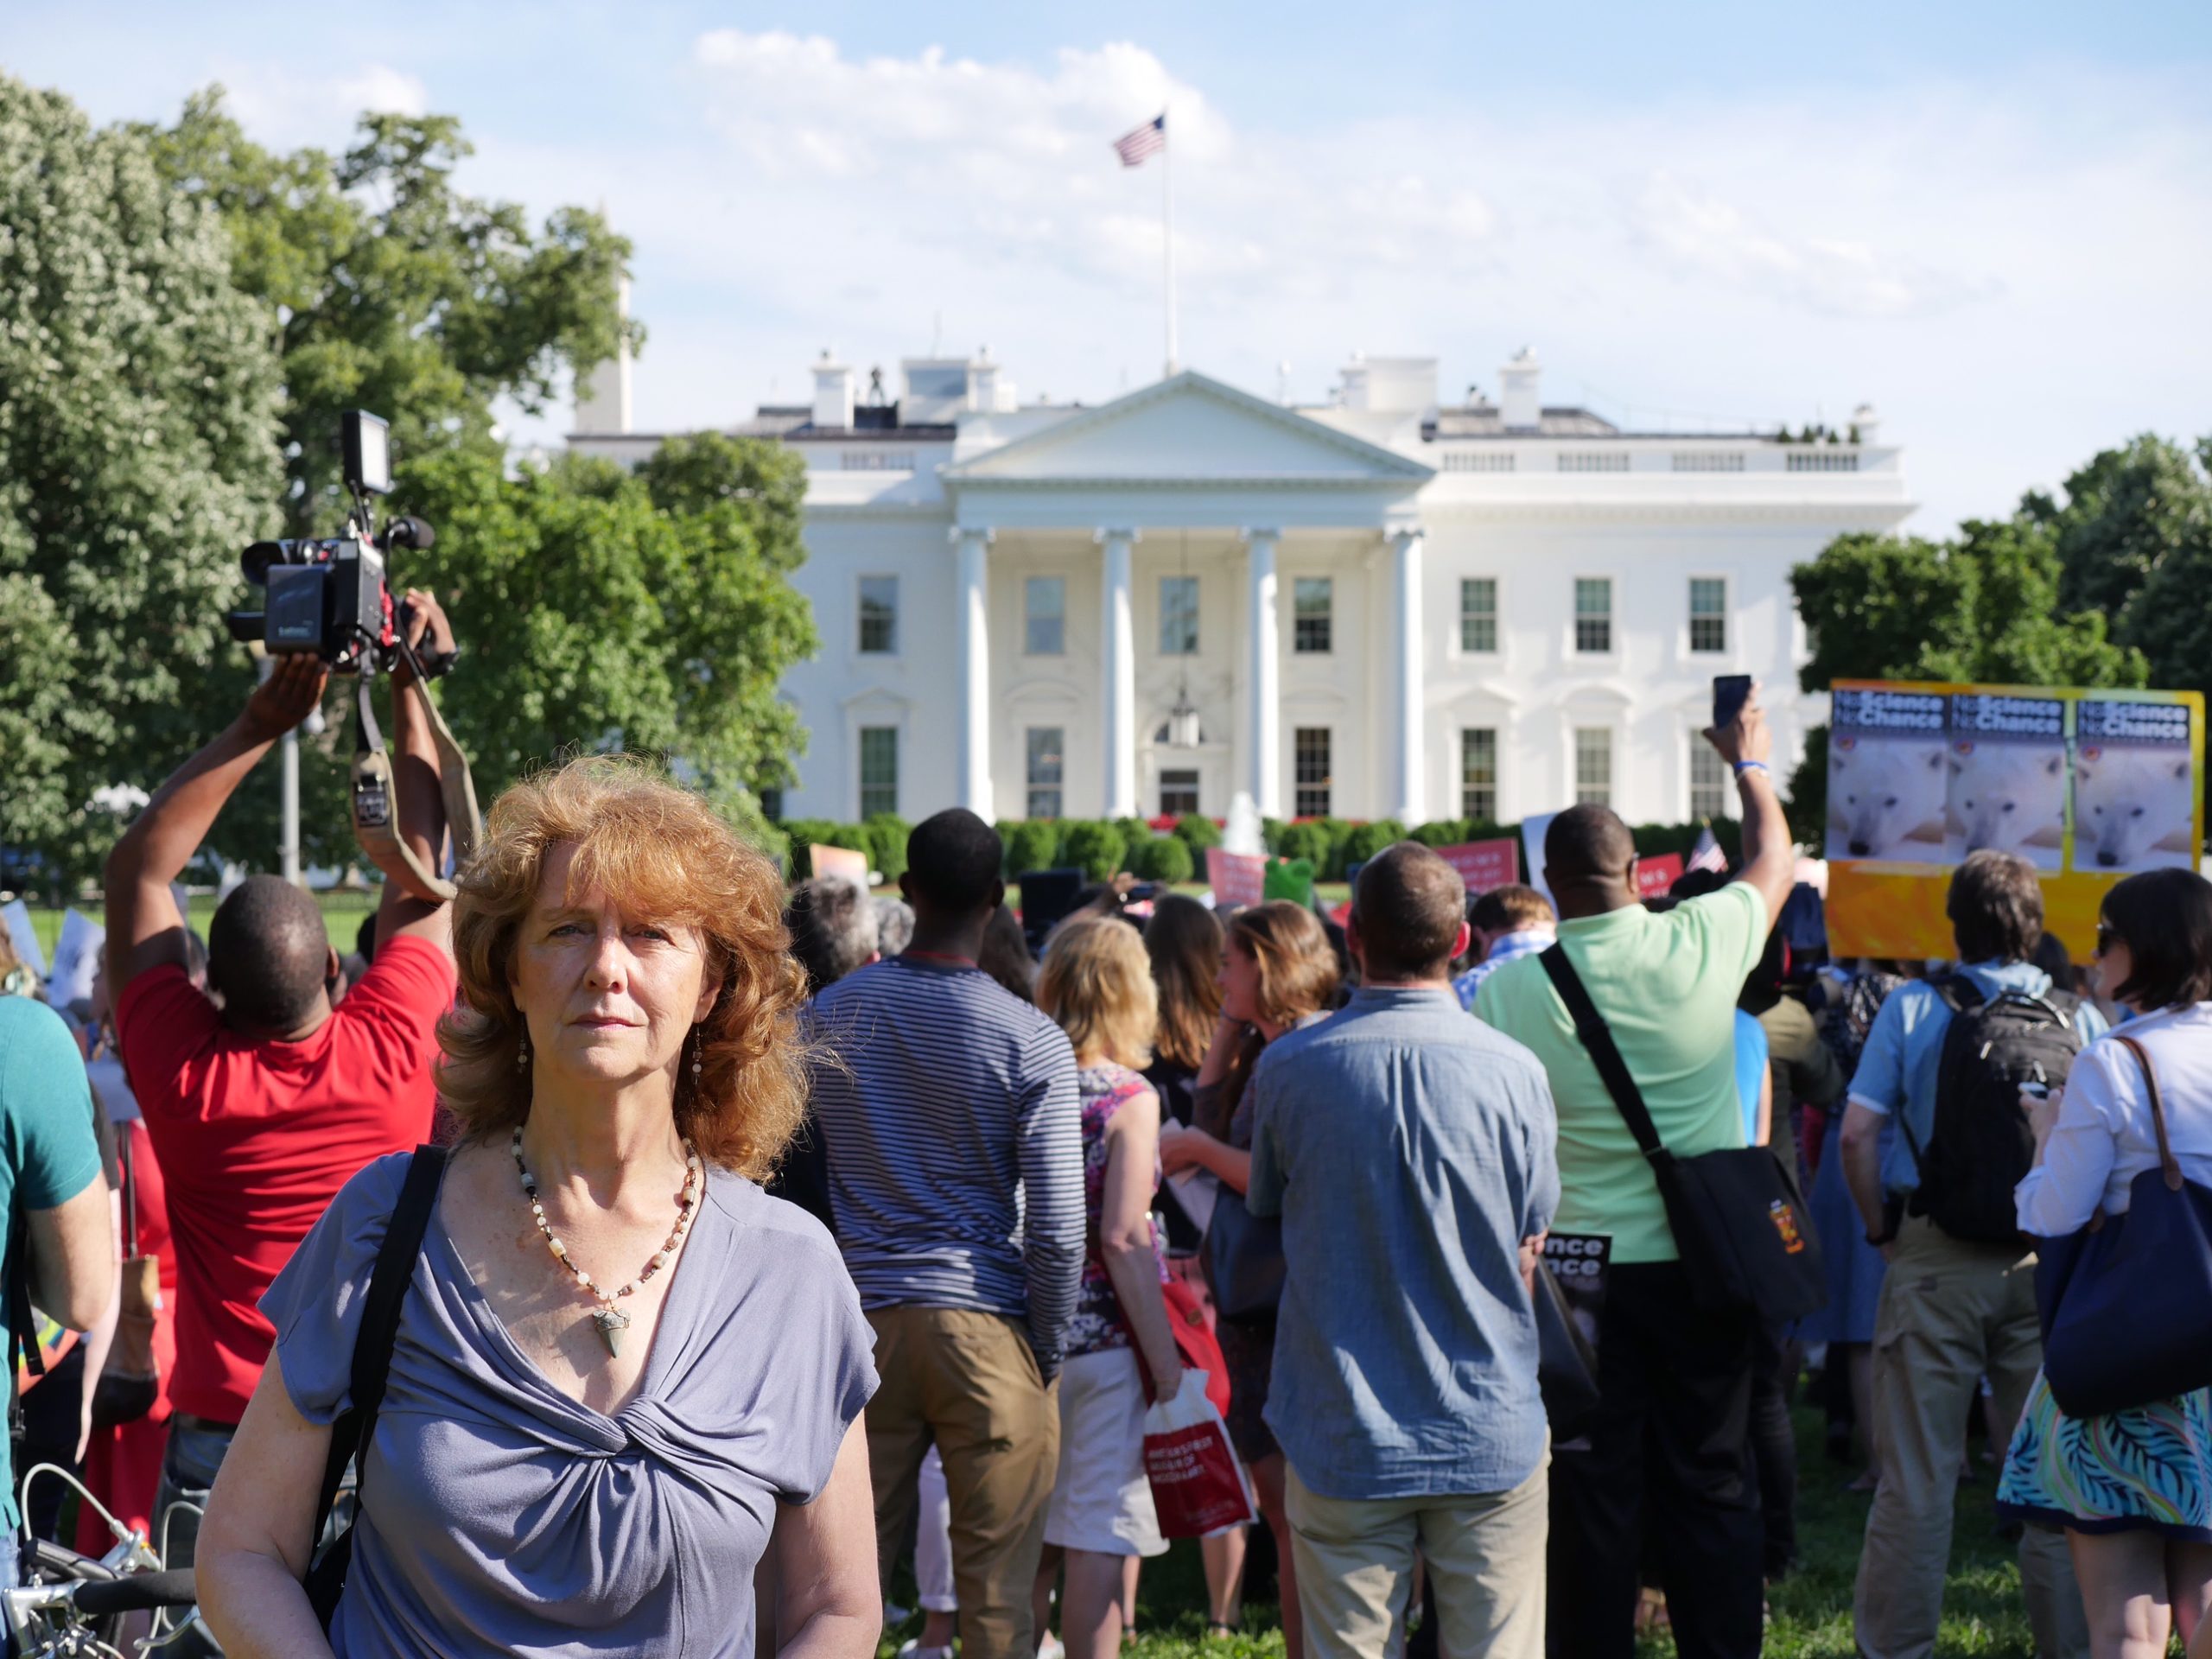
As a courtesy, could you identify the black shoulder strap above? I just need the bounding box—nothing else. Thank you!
[311,1145,449,1542]
[1539,944,1669,1167]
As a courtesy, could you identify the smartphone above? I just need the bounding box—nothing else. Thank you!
[1712,674,1754,732]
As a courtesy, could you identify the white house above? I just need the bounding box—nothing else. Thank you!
[570,343,1911,828]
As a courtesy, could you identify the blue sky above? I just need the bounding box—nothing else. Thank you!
[10,2,2209,533]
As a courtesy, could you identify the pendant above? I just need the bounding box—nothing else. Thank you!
[592,1306,632,1357]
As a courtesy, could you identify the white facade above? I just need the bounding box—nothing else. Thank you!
[571,350,1912,827]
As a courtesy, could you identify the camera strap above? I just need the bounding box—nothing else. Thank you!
[351,667,483,903]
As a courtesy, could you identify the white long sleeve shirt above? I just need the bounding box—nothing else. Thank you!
[2016,1002,2212,1236]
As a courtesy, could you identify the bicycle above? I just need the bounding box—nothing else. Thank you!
[5,1464,203,1656]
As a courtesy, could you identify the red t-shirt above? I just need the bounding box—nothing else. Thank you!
[116,936,454,1423]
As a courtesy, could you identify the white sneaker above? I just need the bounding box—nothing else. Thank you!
[1038,1633,1067,1659]
[899,1645,954,1659]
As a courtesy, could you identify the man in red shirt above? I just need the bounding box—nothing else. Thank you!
[105,592,459,1579]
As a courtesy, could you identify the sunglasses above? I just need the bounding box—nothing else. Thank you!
[2094,923,2120,958]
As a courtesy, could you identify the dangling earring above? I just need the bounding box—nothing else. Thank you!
[517,1033,531,1072]
[690,1029,704,1090]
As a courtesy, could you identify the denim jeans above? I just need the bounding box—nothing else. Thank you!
[153,1417,236,1658]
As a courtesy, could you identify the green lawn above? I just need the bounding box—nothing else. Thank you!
[885,1406,2038,1659]
[12,892,379,969]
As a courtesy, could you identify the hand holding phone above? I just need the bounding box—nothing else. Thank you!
[1704,676,1770,771]
[1713,674,1753,733]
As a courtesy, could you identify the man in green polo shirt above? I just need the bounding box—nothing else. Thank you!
[1475,696,1794,1659]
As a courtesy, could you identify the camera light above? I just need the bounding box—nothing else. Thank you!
[344,410,392,496]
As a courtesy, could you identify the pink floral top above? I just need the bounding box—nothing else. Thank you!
[1066,1063,1169,1358]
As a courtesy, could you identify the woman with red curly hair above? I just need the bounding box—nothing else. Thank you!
[198,757,880,1658]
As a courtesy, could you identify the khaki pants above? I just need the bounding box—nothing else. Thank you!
[1853,1217,2089,1659]
[1285,1453,1548,1659]
[865,1306,1060,1659]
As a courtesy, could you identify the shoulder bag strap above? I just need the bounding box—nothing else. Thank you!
[117,1129,139,1262]
[1539,944,1669,1166]
[2113,1033,2183,1193]
[311,1144,451,1543]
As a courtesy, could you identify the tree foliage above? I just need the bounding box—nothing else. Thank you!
[0,74,285,880]
[141,90,639,537]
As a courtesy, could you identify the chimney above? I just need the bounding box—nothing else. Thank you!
[1338,353,1371,410]
[573,273,633,436]
[1499,347,1541,430]
[812,351,854,429]
[1851,403,1881,445]
[970,348,998,413]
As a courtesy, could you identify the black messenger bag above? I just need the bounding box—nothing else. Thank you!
[1539,945,1827,1324]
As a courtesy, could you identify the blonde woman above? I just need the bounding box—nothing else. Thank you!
[196,757,880,1657]
[1158,899,1339,1659]
[1030,918,1185,1659]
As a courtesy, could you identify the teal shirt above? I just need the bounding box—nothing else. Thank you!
[0,998,107,1529]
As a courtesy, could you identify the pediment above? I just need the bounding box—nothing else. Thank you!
[946,372,1432,487]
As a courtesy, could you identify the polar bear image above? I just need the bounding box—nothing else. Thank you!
[1945,742,2069,869]
[1827,736,1948,862]
[2074,747,2197,872]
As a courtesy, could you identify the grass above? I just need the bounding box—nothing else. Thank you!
[883,1404,2040,1659]
[11,892,379,969]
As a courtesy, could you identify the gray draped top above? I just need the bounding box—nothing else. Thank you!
[264,1152,877,1656]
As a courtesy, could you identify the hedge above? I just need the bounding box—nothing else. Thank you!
[1061,821,1126,882]
[1001,820,1064,879]
[1126,834,1194,884]
[1172,814,1223,854]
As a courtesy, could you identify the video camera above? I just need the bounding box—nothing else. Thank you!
[224,411,452,679]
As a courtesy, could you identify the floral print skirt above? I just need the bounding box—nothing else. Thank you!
[1997,1368,2212,1541]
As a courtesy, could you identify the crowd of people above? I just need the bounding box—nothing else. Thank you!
[3,608,2212,1659]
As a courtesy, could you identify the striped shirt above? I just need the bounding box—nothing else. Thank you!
[808,956,1084,1370]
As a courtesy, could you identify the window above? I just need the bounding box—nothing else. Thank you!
[1025,576,1065,655]
[1689,577,1726,654]
[1294,728,1332,817]
[1441,451,1516,473]
[857,575,898,654]
[1026,727,1064,820]
[1690,734,1732,821]
[1671,452,1745,473]
[1294,578,1332,653]
[1573,728,1611,807]
[1574,578,1612,654]
[1159,576,1198,656]
[1786,451,1859,473]
[1461,728,1498,823]
[859,727,899,818]
[1558,451,1630,473]
[1460,578,1497,655]
[1160,768,1200,818]
[839,450,916,472]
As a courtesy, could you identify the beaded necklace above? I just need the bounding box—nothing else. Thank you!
[511,1126,702,1357]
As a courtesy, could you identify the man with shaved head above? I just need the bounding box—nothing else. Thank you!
[1475,695,1796,1659]
[104,594,461,1591]
[1246,841,1558,1657]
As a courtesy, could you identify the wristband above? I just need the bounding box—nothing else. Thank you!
[1733,760,1771,778]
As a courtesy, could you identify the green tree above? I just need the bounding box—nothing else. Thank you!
[0,75,285,880]
[143,91,638,539]
[2031,435,2212,703]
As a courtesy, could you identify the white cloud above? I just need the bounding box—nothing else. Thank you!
[212,58,428,152]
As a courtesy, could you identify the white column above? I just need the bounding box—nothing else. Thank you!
[1242,528,1281,817]
[1096,528,1140,817]
[1389,524,1426,823]
[951,525,995,817]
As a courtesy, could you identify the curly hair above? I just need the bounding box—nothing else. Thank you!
[438,754,808,1179]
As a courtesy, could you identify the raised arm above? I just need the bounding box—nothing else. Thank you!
[375,589,458,957]
[104,654,328,1001]
[1705,690,1794,932]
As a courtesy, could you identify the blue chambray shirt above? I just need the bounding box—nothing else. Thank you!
[1246,986,1560,1500]
[1847,960,2107,1196]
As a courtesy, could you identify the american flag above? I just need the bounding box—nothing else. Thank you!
[1113,113,1166,167]
[1687,824,1728,875]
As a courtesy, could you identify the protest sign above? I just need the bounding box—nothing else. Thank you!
[1435,838,1519,895]
[1205,849,1267,909]
[1635,853,1685,898]
[47,910,104,1009]
[807,842,869,885]
[1827,678,2206,958]
[0,901,44,981]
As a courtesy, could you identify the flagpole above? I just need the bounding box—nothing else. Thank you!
[1162,111,1178,377]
